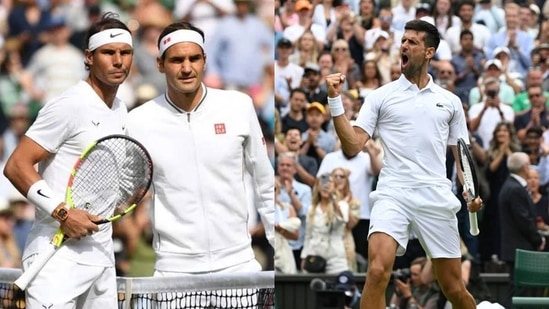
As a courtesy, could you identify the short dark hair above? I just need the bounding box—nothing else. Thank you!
[404,19,440,51]
[84,12,131,70]
[157,21,205,59]
[526,126,543,138]
[460,29,474,40]
[290,88,307,99]
[457,0,475,11]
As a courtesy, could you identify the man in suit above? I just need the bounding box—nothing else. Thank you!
[498,152,546,308]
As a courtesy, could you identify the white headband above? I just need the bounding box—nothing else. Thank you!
[159,29,204,56]
[88,29,133,51]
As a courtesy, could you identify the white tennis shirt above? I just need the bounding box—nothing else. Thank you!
[126,86,274,273]
[354,74,468,189]
[25,80,127,266]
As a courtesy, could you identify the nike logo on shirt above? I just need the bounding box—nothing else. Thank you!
[37,189,49,198]
[110,33,123,38]
[92,121,100,127]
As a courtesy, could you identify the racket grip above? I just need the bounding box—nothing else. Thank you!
[14,246,57,290]
[469,212,480,236]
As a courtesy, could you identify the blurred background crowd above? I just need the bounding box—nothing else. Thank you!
[0,0,276,276]
[273,0,549,306]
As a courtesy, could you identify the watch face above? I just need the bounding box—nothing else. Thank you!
[58,209,68,218]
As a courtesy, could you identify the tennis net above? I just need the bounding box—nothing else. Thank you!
[0,268,275,309]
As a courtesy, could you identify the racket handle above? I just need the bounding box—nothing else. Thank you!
[469,212,479,236]
[14,246,57,290]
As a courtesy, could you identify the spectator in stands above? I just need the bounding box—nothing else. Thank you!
[445,0,491,55]
[356,58,382,99]
[391,0,416,32]
[479,122,521,263]
[173,0,234,40]
[330,39,360,91]
[499,152,545,308]
[301,102,336,165]
[521,127,549,189]
[281,88,309,133]
[0,200,19,268]
[357,0,380,33]
[468,78,515,150]
[389,257,439,309]
[432,0,460,37]
[365,7,402,56]
[7,190,33,255]
[331,167,360,272]
[276,38,304,90]
[492,46,524,94]
[485,3,533,78]
[300,173,349,274]
[302,62,328,105]
[366,31,399,85]
[2,103,30,162]
[512,67,549,113]
[514,85,549,143]
[531,44,549,92]
[274,178,300,274]
[326,8,365,68]
[317,139,382,269]
[311,0,339,35]
[205,0,272,91]
[275,127,318,187]
[519,4,539,39]
[469,60,515,107]
[473,0,504,34]
[289,30,320,67]
[133,23,168,95]
[276,151,312,271]
[535,19,549,47]
[529,168,549,252]
[433,60,456,94]
[25,16,87,104]
[277,0,299,31]
[283,0,326,50]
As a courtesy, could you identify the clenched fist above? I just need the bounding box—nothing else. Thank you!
[326,73,346,98]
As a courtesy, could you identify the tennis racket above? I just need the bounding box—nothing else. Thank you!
[14,134,153,290]
[457,138,480,236]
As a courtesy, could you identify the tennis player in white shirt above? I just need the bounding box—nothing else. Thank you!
[126,18,273,275]
[4,12,133,309]
[325,19,483,309]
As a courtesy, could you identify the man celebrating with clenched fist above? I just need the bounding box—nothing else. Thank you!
[326,19,481,309]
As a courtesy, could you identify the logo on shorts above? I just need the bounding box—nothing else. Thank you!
[214,123,226,134]
[109,33,123,38]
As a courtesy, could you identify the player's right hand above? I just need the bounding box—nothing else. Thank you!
[61,209,100,239]
[326,73,346,98]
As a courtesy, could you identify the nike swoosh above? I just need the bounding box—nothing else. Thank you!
[37,189,50,198]
[110,33,123,38]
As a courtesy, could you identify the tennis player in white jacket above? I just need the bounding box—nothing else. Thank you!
[126,20,274,280]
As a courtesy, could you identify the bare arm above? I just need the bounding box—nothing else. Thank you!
[326,73,370,156]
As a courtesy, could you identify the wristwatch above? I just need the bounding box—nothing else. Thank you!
[52,204,70,222]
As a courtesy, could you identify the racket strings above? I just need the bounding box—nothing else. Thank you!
[71,138,152,218]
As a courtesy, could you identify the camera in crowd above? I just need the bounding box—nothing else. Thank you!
[486,89,498,99]
[310,271,360,309]
[390,268,411,283]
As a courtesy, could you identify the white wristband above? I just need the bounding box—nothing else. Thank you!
[26,180,64,215]
[328,95,345,117]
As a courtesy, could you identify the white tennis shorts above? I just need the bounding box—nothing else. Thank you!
[23,251,117,309]
[368,185,462,259]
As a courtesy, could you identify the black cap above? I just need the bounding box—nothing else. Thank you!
[277,38,293,48]
[334,271,355,291]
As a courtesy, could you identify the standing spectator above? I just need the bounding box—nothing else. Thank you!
[276,38,304,90]
[312,0,338,35]
[326,8,365,68]
[277,151,312,271]
[205,0,273,91]
[317,140,382,268]
[25,17,86,104]
[499,152,545,308]
[479,122,521,263]
[473,0,504,34]
[485,3,533,78]
[468,78,515,150]
[289,31,320,67]
[432,0,461,37]
[444,0,491,55]
[356,0,379,33]
[331,167,360,271]
[274,179,300,274]
[300,173,349,274]
[283,0,327,50]
[451,29,485,104]
[281,88,309,133]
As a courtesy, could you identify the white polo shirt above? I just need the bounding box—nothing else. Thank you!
[354,74,468,189]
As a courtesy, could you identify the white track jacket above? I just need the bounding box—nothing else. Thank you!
[126,86,274,272]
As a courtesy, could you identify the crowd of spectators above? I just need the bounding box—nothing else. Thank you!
[0,0,276,276]
[274,0,549,305]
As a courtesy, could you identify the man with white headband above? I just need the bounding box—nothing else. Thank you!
[4,12,133,308]
[126,21,274,307]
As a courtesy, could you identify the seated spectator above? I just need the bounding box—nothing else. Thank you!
[468,60,516,107]
[511,67,549,114]
[301,102,336,165]
[275,127,318,187]
[514,85,549,143]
